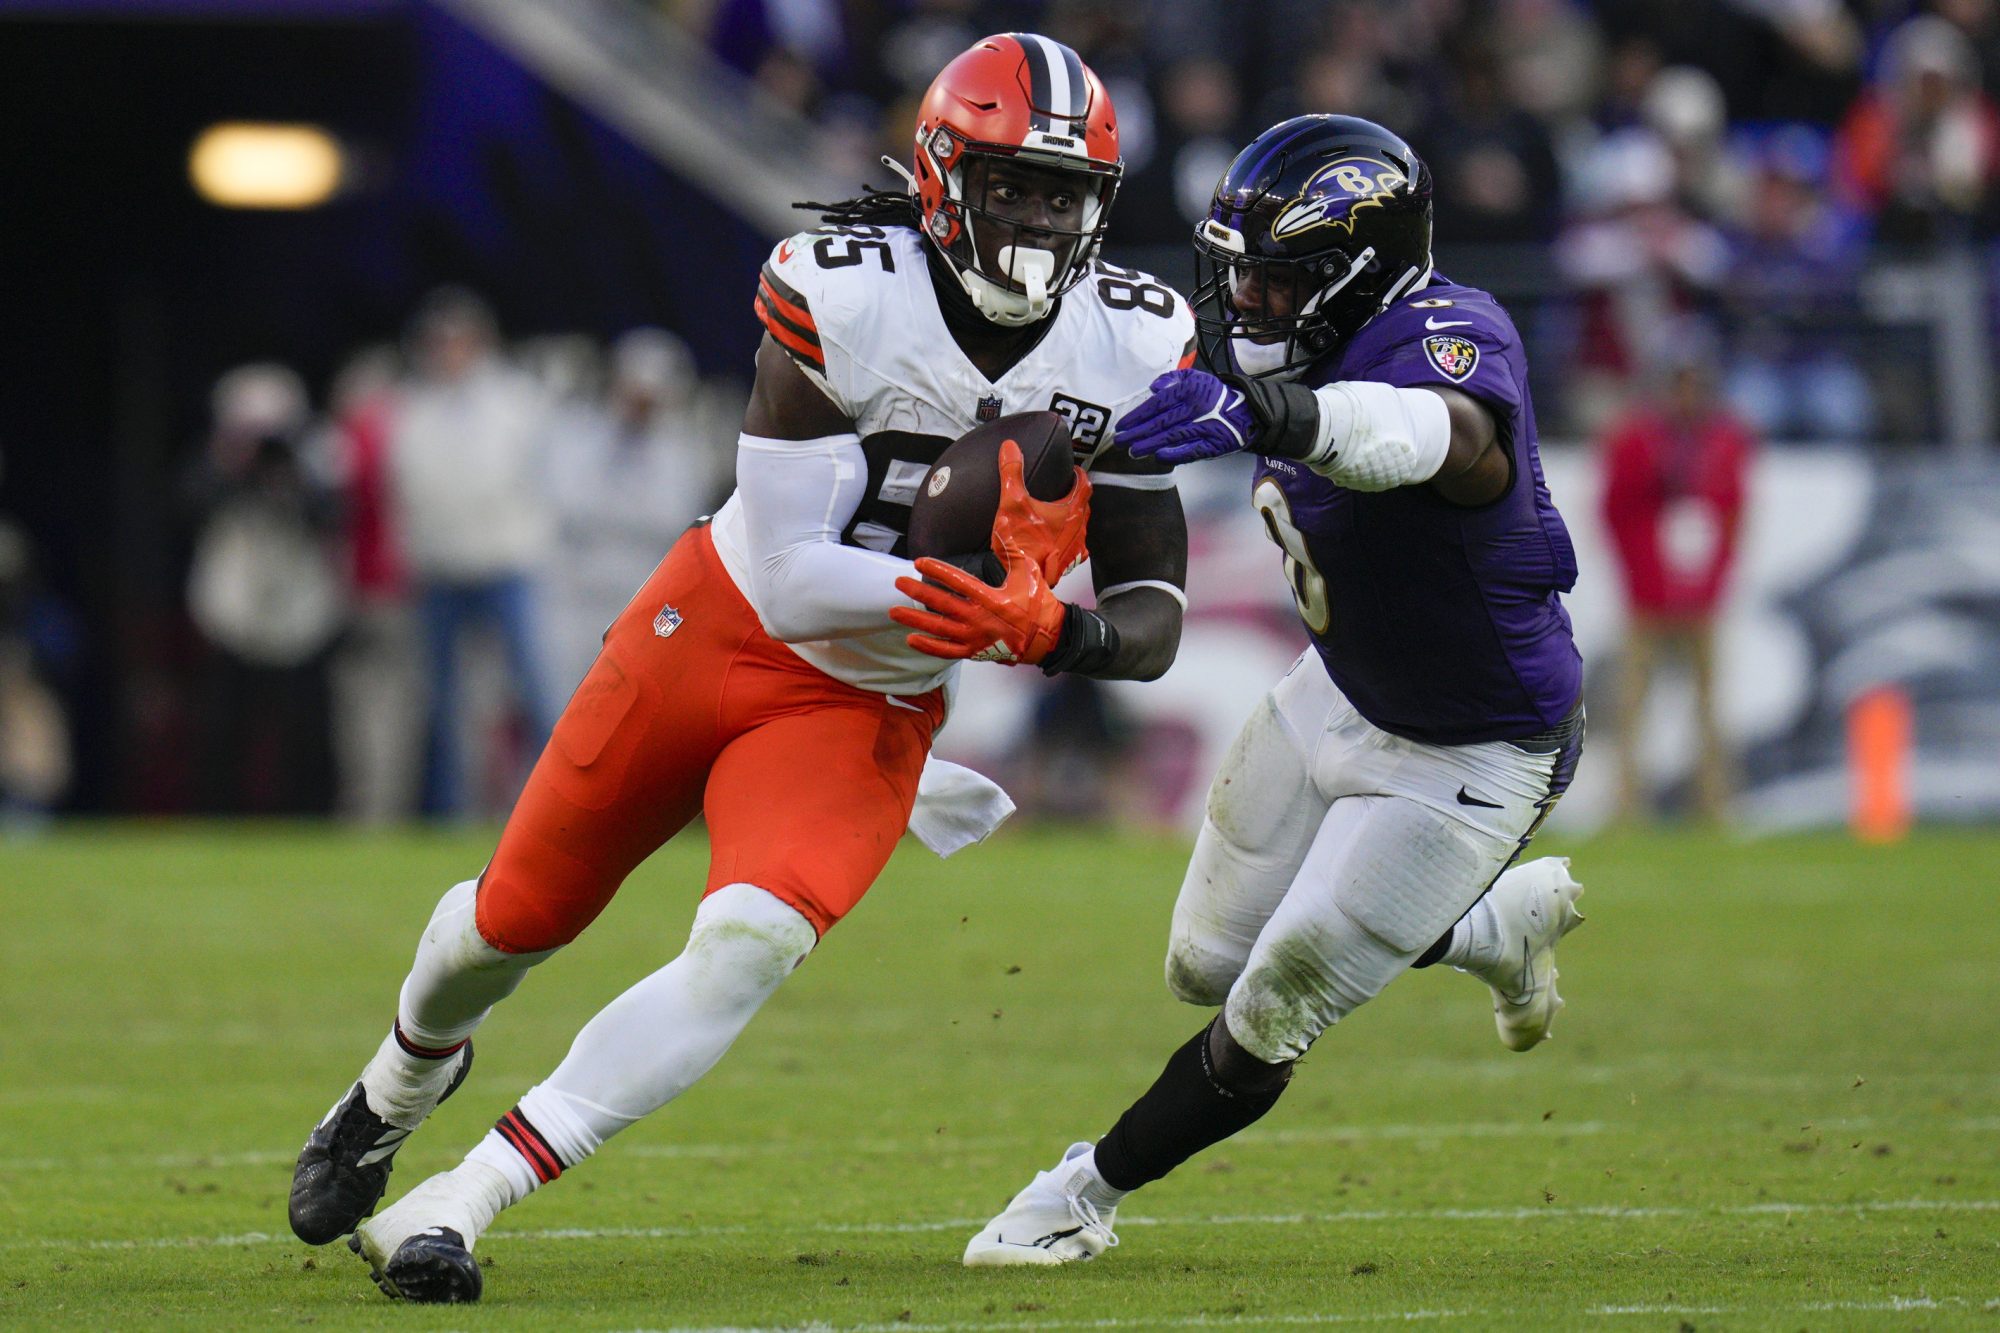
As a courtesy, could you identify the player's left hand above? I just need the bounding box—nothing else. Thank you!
[892,534,1066,665]
[1115,369,1254,465]
[993,438,1091,584]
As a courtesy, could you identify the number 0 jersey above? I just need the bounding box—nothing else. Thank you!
[1254,277,1581,745]
[710,223,1195,693]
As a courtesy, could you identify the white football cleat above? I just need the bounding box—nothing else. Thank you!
[963,1142,1119,1267]
[1471,856,1585,1051]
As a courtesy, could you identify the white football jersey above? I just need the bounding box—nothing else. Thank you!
[710,222,1194,694]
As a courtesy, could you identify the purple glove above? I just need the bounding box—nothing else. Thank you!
[1114,369,1255,465]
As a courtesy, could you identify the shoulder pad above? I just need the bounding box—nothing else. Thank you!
[756,234,828,376]
[1079,261,1197,372]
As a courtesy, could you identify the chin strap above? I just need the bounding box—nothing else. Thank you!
[877,154,919,193]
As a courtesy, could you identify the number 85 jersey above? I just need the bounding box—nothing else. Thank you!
[709,222,1195,693]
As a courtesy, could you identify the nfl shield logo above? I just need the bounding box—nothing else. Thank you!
[976,394,1002,422]
[653,604,683,638]
[1423,333,1479,382]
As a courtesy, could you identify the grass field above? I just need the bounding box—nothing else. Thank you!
[2,824,1997,1330]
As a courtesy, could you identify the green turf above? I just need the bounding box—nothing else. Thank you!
[1,823,1996,1330]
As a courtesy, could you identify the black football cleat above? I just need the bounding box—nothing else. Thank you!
[287,1041,472,1244]
[349,1227,483,1304]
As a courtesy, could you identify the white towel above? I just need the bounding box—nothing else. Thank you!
[908,757,1016,857]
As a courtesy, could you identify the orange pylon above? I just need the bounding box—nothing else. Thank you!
[1848,686,1913,843]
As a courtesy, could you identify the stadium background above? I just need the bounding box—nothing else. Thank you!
[2,0,1997,832]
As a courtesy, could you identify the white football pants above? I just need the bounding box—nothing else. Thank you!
[1168,652,1579,1063]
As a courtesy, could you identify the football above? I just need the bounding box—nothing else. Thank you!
[906,410,1079,582]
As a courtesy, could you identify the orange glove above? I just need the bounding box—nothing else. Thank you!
[892,531,1067,664]
[993,439,1090,584]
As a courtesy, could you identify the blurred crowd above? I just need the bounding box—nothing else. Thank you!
[140,290,740,823]
[674,0,2000,442]
[9,0,1996,827]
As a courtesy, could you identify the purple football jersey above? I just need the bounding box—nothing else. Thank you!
[1252,277,1581,744]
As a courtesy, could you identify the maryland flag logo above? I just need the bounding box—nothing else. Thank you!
[1423,333,1479,382]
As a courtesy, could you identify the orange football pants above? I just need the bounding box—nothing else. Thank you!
[473,525,947,952]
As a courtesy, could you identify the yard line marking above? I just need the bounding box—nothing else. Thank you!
[10,1198,1997,1253]
[21,1109,2000,1173]
[0,1120,1612,1173]
[536,1297,1999,1332]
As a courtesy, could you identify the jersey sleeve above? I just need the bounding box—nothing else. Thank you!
[1346,298,1525,418]
[755,234,862,418]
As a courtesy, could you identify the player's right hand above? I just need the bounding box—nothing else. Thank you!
[892,533,1066,665]
[1115,369,1254,465]
[993,438,1090,584]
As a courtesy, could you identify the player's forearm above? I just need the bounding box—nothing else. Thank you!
[1228,374,1450,491]
[753,542,912,641]
[1053,586,1182,681]
[735,431,911,642]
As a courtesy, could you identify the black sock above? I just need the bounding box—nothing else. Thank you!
[1092,1018,1291,1192]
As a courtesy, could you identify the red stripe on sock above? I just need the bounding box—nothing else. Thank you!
[393,1021,467,1061]
[494,1118,554,1183]
[496,1111,562,1183]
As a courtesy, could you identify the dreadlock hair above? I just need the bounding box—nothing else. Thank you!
[794,184,921,230]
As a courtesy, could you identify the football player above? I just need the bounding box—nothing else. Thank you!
[286,34,1194,1303]
[961,116,1587,1266]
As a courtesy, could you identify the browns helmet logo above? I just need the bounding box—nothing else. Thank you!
[1423,333,1479,382]
[1270,157,1410,241]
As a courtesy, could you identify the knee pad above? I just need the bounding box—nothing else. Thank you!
[1224,936,1356,1065]
[686,884,817,996]
[475,835,620,954]
[1164,937,1238,1008]
[433,879,554,970]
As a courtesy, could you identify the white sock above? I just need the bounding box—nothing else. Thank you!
[1073,1147,1130,1212]
[396,880,555,1052]
[465,1132,543,1206]
[1442,857,1569,975]
[532,884,816,1125]
[370,1157,520,1252]
[427,1085,617,1237]
[1438,898,1494,972]
[358,1028,464,1129]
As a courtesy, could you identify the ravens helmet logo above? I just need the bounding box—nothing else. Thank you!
[1270,158,1411,241]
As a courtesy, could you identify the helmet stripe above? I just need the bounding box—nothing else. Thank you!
[1018,33,1054,133]
[1055,42,1087,120]
[1017,32,1086,135]
[1039,38,1071,132]
[1230,120,1324,230]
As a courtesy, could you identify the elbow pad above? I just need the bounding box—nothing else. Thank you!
[1303,381,1452,491]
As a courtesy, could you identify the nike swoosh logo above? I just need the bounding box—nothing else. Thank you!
[1426,316,1472,330]
[1498,939,1537,1006]
[886,696,926,712]
[776,240,795,263]
[1456,786,1503,809]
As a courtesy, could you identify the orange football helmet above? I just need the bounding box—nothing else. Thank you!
[909,33,1122,326]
